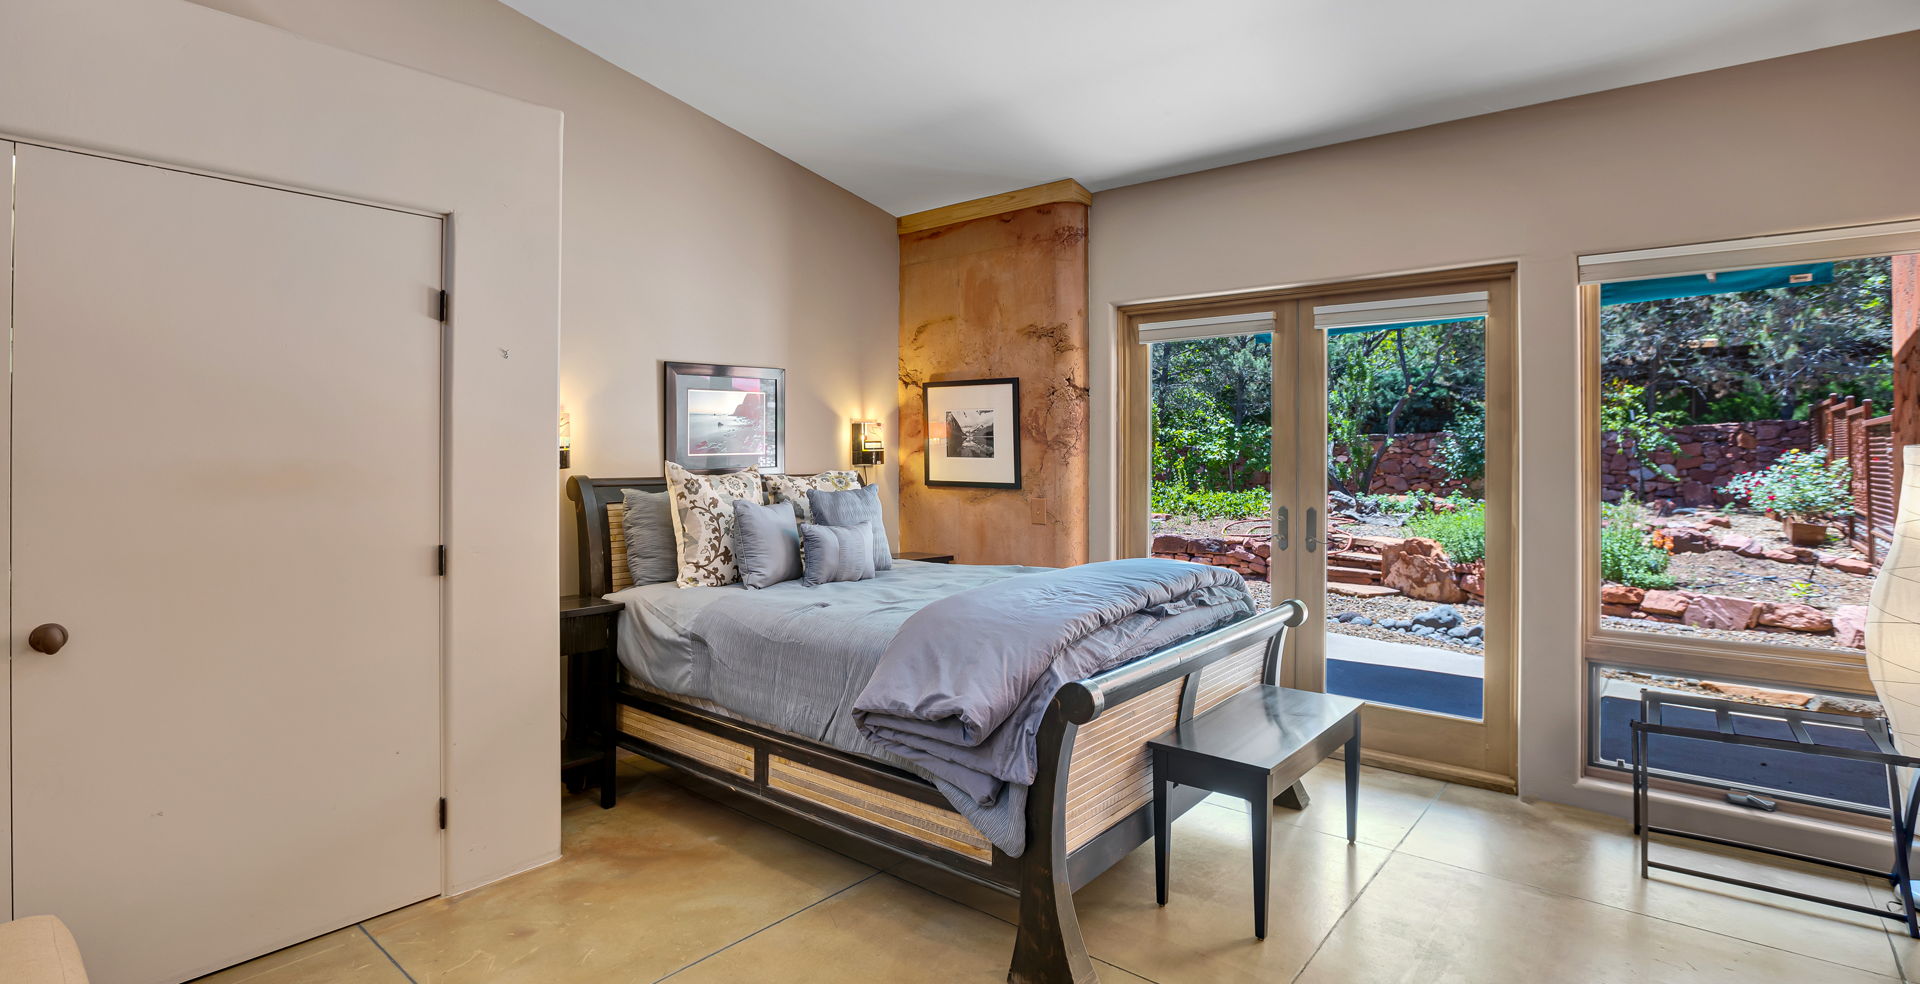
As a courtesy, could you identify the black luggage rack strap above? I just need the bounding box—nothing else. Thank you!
[1630,689,1920,937]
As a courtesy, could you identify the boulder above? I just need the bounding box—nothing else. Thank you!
[1601,603,1641,618]
[1761,549,1802,564]
[1600,584,1645,606]
[1188,536,1227,555]
[1412,605,1463,630]
[1253,543,1272,559]
[1808,695,1884,717]
[1380,537,1468,603]
[1703,514,1732,528]
[1682,594,1759,630]
[1756,602,1833,633]
[1640,590,1691,617]
[1834,605,1869,649]
[1151,533,1190,554]
[1652,527,1711,553]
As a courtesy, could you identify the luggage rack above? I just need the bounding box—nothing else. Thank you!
[1631,689,1920,937]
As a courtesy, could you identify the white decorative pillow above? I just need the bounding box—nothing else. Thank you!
[664,462,764,587]
[763,470,861,523]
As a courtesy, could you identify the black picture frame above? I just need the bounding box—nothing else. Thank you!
[924,377,1021,489]
[663,361,786,473]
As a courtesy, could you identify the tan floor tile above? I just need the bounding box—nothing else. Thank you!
[1203,760,1444,848]
[364,778,873,983]
[663,874,1013,983]
[1397,783,1903,977]
[1855,880,1920,981]
[191,928,406,984]
[1298,853,1897,984]
[1075,802,1390,984]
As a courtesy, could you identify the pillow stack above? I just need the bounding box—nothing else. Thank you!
[644,465,890,590]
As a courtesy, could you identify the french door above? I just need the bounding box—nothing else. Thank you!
[1269,275,1517,785]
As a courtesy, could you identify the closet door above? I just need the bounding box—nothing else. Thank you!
[9,145,444,984]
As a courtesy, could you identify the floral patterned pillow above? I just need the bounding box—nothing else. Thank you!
[664,462,764,587]
[763,470,861,523]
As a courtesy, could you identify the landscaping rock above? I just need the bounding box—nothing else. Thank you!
[1760,549,1802,564]
[1755,602,1833,633]
[1640,590,1691,617]
[1652,527,1712,553]
[1713,534,1753,554]
[1601,603,1641,618]
[1808,695,1884,717]
[1412,605,1463,630]
[1682,594,1759,630]
[1380,537,1468,603]
[1821,556,1873,576]
[1834,605,1868,649]
[1151,533,1191,554]
[1700,680,1813,707]
[1703,514,1733,528]
[1600,584,1645,606]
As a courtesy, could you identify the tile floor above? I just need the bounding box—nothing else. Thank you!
[199,754,1920,983]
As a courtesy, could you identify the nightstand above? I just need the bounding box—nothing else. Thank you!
[561,594,621,808]
[895,551,955,564]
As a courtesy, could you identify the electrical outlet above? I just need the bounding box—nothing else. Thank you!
[1030,496,1048,525]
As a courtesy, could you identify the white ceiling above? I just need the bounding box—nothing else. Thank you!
[501,0,1920,216]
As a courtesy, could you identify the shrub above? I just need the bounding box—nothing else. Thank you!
[1405,500,1486,564]
[1600,495,1674,589]
[1720,447,1852,521]
[1435,404,1486,484]
[1151,483,1272,521]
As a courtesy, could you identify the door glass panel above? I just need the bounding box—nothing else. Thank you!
[1145,327,1277,610]
[1321,313,1488,720]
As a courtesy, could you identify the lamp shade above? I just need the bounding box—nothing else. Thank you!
[853,420,884,466]
[1867,445,1920,751]
[558,407,572,470]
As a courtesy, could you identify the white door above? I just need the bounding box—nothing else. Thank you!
[9,145,445,984]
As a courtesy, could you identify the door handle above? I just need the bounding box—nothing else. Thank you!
[1273,506,1289,551]
[1306,507,1321,553]
[28,623,69,654]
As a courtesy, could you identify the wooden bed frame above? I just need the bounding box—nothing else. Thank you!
[568,475,1307,984]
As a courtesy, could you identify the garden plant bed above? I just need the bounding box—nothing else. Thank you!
[1601,506,1875,653]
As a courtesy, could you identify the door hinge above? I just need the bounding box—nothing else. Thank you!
[438,797,448,830]
[437,544,447,576]
[437,289,450,323]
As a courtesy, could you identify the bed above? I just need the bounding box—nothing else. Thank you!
[568,475,1306,984]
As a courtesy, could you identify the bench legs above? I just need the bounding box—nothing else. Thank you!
[1345,721,1361,844]
[1274,780,1310,811]
[1154,768,1171,906]
[1252,792,1272,939]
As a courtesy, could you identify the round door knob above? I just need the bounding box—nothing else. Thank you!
[28,623,69,654]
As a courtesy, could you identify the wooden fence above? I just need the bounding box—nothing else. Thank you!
[1810,395,1896,563]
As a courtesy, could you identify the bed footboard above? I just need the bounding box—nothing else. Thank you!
[1008,599,1307,984]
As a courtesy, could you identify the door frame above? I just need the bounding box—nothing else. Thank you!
[1115,263,1519,787]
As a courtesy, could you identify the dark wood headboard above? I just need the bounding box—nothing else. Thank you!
[567,476,668,598]
[566,473,861,598]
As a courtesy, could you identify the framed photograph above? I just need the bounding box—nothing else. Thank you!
[924,377,1021,489]
[664,362,785,472]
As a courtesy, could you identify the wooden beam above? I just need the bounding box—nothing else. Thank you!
[896,179,1091,236]
[1892,254,1920,491]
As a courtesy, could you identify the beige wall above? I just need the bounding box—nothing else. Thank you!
[1089,31,1920,855]
[1,0,563,899]
[193,0,902,589]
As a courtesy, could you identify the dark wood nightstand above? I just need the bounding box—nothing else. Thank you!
[561,594,621,807]
[894,551,954,564]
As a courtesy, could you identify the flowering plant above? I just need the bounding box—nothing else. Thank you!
[1720,448,1853,521]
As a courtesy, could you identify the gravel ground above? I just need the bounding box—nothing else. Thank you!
[1245,576,1489,656]
[1599,614,1860,654]
[1662,552,1870,607]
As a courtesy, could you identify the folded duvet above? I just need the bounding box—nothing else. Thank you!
[852,558,1256,855]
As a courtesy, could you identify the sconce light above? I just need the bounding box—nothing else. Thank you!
[852,420,884,466]
[558,407,573,470]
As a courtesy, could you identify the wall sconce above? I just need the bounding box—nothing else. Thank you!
[558,407,572,470]
[852,420,884,466]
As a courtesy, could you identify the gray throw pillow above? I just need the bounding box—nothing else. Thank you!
[807,484,892,572]
[621,489,678,585]
[731,499,802,589]
[798,522,877,587]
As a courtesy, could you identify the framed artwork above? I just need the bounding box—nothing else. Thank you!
[924,377,1021,489]
[663,362,785,472]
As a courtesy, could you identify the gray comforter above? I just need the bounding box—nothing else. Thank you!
[605,559,1253,856]
[851,559,1255,850]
